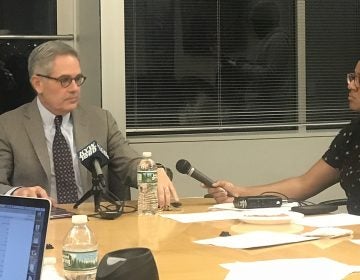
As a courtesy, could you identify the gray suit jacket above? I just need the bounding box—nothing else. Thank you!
[0,99,141,199]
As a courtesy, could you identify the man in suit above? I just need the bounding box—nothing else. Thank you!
[0,40,178,208]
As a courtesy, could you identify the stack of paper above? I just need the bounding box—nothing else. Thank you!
[222,257,360,280]
[194,230,318,249]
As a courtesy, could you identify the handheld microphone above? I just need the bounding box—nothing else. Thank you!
[77,141,109,186]
[176,159,215,187]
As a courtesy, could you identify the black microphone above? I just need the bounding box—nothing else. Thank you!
[77,141,109,186]
[176,159,215,187]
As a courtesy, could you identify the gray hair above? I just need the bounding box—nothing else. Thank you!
[27,40,80,78]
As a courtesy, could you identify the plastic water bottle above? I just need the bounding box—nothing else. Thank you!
[137,152,158,215]
[62,215,98,280]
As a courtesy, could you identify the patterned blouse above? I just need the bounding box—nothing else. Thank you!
[322,117,360,215]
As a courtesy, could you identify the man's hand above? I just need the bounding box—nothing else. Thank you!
[157,168,179,208]
[13,186,57,206]
[12,186,50,199]
[208,180,239,203]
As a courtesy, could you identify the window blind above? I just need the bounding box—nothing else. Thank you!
[305,0,360,126]
[125,0,359,135]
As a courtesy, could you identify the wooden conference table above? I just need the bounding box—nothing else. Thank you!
[45,198,360,279]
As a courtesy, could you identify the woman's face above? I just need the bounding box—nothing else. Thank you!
[347,61,360,111]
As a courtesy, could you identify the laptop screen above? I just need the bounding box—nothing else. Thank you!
[0,196,51,280]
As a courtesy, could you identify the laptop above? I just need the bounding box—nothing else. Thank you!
[0,195,51,280]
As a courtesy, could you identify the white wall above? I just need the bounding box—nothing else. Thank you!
[128,133,346,204]
[57,0,102,107]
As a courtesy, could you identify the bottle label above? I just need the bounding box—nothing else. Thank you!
[63,250,98,271]
[137,170,158,184]
[137,170,158,214]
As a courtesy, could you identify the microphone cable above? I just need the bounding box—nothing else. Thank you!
[96,188,126,220]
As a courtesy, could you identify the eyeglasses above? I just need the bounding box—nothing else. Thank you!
[347,73,360,87]
[36,74,87,88]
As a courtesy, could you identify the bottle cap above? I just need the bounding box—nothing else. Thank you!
[142,152,152,157]
[72,214,88,224]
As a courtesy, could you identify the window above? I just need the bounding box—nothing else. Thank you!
[0,0,56,35]
[0,0,57,114]
[125,0,359,135]
[0,39,45,114]
[306,0,360,125]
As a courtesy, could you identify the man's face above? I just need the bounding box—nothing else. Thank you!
[348,61,360,112]
[31,54,82,115]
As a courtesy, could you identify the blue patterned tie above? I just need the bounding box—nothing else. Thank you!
[53,115,78,203]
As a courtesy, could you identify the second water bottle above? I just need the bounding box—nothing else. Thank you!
[137,152,158,215]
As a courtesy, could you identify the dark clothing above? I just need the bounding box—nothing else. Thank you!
[322,117,360,214]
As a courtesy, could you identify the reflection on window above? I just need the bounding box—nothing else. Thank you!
[125,0,359,135]
[0,0,56,115]
[125,0,297,133]
[0,40,53,114]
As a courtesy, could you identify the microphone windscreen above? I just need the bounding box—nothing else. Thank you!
[77,141,109,171]
[176,159,192,174]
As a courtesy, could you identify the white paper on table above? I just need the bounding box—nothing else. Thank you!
[160,210,245,223]
[209,202,298,212]
[302,227,353,238]
[296,213,360,227]
[351,239,360,245]
[221,257,360,280]
[160,208,302,223]
[194,231,318,249]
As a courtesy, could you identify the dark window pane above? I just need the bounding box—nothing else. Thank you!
[306,0,359,125]
[0,0,57,114]
[125,0,297,135]
[218,0,297,126]
[0,40,59,114]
